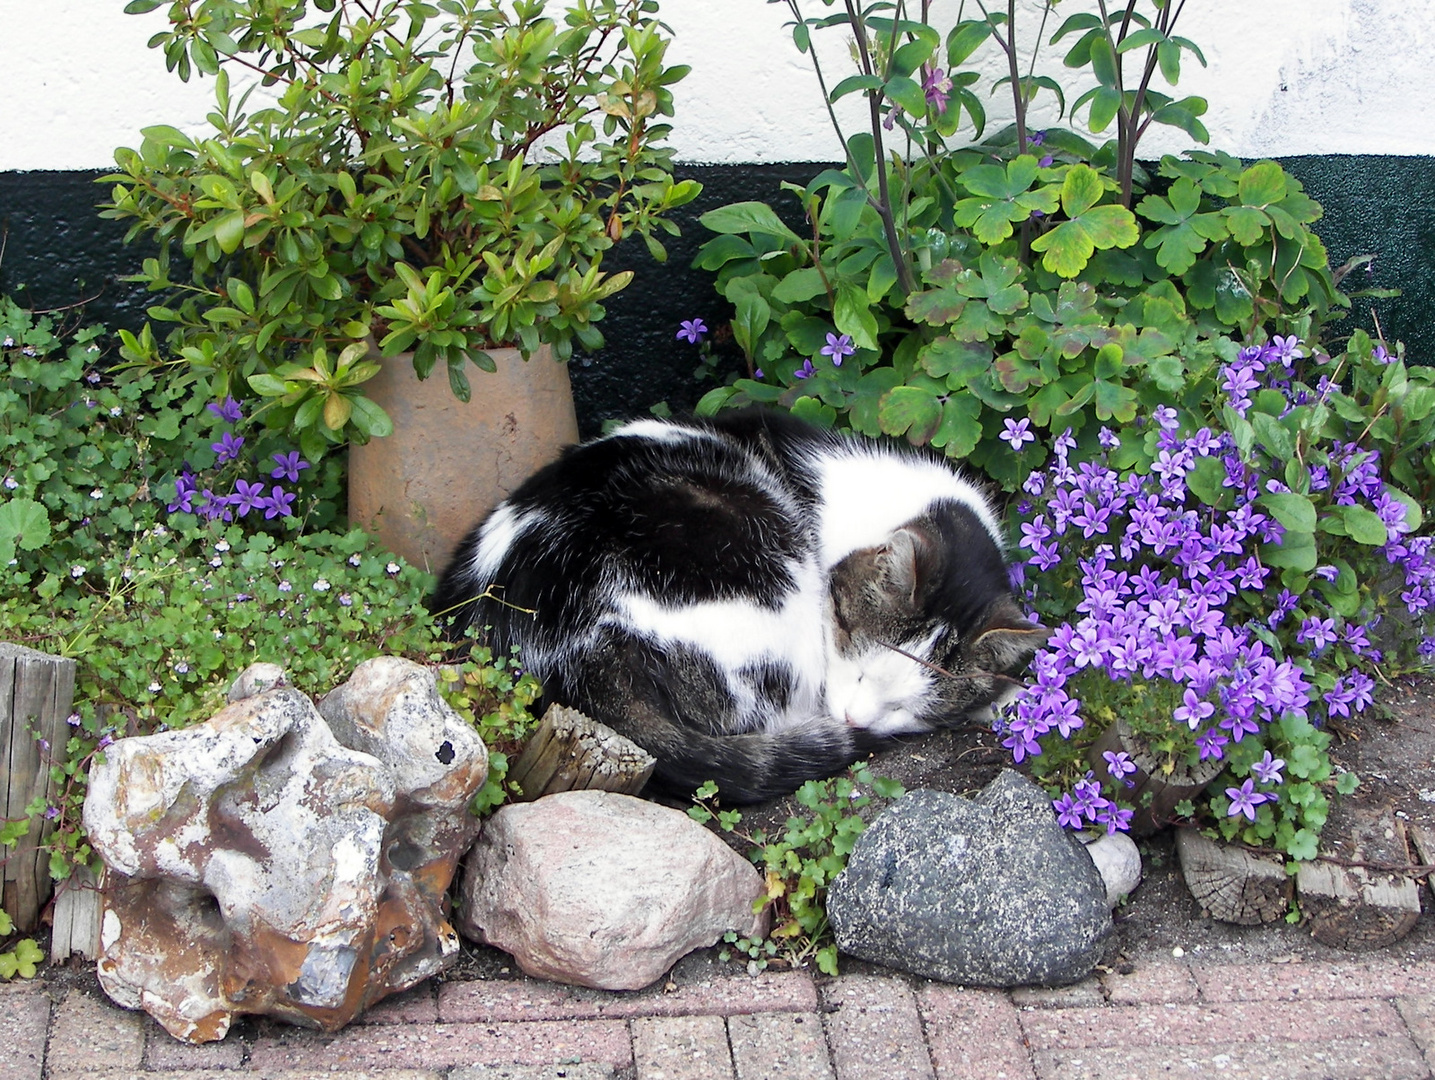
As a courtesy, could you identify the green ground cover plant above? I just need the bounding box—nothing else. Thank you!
[0,297,538,972]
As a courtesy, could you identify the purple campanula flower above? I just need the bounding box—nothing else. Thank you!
[271,451,311,483]
[229,478,266,518]
[207,396,243,424]
[1103,750,1137,782]
[1053,792,1085,829]
[1173,687,1214,730]
[1225,778,1269,821]
[1001,417,1036,451]
[793,358,816,380]
[1250,750,1286,785]
[212,431,245,463]
[262,485,296,520]
[820,333,855,366]
[1196,728,1228,761]
[1098,427,1121,451]
[1297,615,1337,652]
[675,318,708,344]
[1097,803,1134,835]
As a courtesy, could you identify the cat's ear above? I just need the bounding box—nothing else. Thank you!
[874,525,935,606]
[971,595,1049,672]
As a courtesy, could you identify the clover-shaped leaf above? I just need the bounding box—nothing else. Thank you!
[952,155,1059,245]
[879,385,943,444]
[1137,177,1229,274]
[1030,165,1139,277]
[921,337,993,388]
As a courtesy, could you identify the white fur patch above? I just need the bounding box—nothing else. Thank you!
[609,418,721,446]
[467,503,544,587]
[825,629,941,736]
[614,556,829,728]
[809,445,1003,567]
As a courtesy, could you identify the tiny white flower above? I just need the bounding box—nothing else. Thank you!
[1,336,12,347]
[215,540,230,553]
[122,567,135,580]
[386,561,400,575]
[278,580,293,592]
[175,661,190,674]
[109,405,123,417]
[154,525,168,537]
[2,477,16,490]
[87,344,100,353]
[210,557,223,568]
[214,630,224,640]
[148,681,162,693]
[21,345,37,357]
[348,553,362,567]
[70,565,86,578]
[313,578,331,592]
[339,593,354,607]
[90,488,103,499]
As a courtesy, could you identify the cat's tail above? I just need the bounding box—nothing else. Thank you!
[631,716,890,805]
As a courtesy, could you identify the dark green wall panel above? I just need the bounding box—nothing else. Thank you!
[3,157,1430,437]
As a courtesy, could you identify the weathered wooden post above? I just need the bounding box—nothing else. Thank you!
[507,704,657,801]
[1,642,77,932]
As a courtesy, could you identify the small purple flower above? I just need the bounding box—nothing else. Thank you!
[676,318,708,344]
[1102,750,1137,782]
[1001,417,1037,451]
[262,485,296,519]
[793,358,816,380]
[228,478,266,517]
[820,333,856,366]
[211,431,246,463]
[207,396,243,424]
[1053,792,1085,829]
[1250,751,1286,785]
[1196,728,1229,762]
[44,805,60,821]
[1225,778,1270,822]
[1098,427,1121,451]
[270,451,311,483]
[97,734,114,750]
[1173,687,1215,730]
[1297,615,1337,652]
[1038,154,1054,168]
[1028,130,1046,147]
[921,66,952,113]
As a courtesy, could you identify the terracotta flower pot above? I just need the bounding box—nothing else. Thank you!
[1088,719,1224,837]
[347,345,579,572]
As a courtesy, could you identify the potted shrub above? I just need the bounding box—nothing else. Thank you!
[103,0,698,567]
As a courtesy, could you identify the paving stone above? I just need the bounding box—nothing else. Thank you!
[145,1018,246,1069]
[821,975,934,1080]
[1010,977,1104,1009]
[358,984,441,1024]
[53,1072,444,1080]
[632,1014,734,1080]
[1031,1036,1430,1079]
[1099,962,1199,1006]
[1019,997,1406,1050]
[450,1066,617,1080]
[48,990,144,1072]
[439,971,818,1022]
[248,1019,633,1071]
[729,1011,835,1080]
[1193,959,1435,1002]
[1395,994,1435,1070]
[918,985,1034,1080]
[0,985,50,1080]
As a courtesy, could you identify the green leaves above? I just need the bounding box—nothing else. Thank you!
[1030,166,1139,277]
[952,155,1059,245]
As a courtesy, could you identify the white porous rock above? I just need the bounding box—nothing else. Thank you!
[83,657,487,1044]
[457,790,770,991]
[1078,830,1144,907]
[226,661,290,702]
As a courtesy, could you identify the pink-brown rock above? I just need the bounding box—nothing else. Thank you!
[83,659,486,1043]
[457,790,769,991]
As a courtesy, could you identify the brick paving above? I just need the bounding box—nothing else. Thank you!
[17,957,1435,1079]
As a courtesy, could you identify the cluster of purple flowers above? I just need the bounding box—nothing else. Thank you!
[1006,335,1435,834]
[167,397,309,522]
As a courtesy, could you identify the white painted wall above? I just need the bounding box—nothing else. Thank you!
[2,0,1432,172]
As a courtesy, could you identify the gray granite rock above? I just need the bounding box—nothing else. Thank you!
[826,770,1112,987]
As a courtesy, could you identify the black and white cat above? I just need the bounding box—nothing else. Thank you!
[431,409,1045,803]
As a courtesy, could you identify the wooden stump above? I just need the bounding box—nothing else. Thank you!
[48,863,102,963]
[1295,809,1422,950]
[1,642,76,932]
[506,704,656,801]
[1407,823,1435,907]
[1088,720,1223,837]
[1175,828,1292,925]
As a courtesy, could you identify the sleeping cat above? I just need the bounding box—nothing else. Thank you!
[431,409,1045,804]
